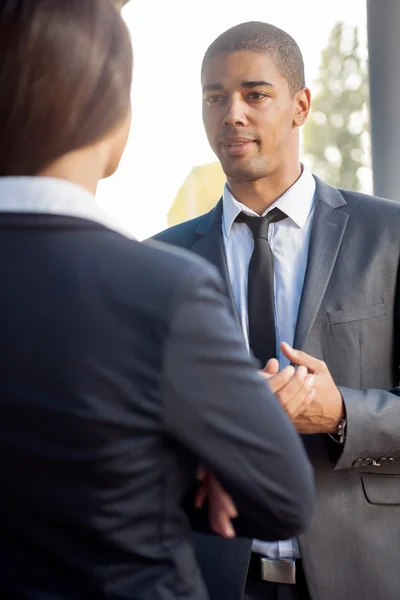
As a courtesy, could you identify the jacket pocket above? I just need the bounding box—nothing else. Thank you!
[327,302,386,325]
[362,473,400,505]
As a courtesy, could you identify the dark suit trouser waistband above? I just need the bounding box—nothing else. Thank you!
[245,553,311,600]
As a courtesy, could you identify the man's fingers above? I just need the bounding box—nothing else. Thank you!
[264,365,295,392]
[281,342,322,373]
[259,358,280,382]
[277,365,308,405]
[263,358,280,375]
[285,385,315,419]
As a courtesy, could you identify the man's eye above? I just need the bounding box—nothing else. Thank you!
[206,95,224,104]
[248,92,267,100]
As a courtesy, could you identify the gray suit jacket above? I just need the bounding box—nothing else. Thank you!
[152,176,400,600]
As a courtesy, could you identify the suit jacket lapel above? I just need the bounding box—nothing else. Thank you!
[189,181,349,350]
[294,178,349,350]
[190,199,240,325]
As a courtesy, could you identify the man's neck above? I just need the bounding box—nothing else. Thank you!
[226,164,302,215]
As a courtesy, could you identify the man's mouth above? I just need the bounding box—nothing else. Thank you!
[221,137,255,156]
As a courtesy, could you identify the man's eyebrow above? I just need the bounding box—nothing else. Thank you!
[202,83,224,92]
[241,80,274,88]
[202,80,274,92]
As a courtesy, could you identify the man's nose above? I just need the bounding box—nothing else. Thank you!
[223,96,248,127]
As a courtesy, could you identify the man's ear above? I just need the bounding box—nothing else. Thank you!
[293,87,311,127]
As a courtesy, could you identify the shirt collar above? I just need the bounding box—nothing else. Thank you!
[222,167,316,238]
[0,176,135,239]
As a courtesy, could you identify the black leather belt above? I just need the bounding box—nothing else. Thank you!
[248,552,299,585]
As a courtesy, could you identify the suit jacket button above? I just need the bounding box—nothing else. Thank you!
[353,458,363,467]
[361,458,372,467]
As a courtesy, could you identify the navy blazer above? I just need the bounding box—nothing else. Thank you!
[0,213,314,600]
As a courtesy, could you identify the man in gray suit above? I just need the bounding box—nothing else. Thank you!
[152,20,400,600]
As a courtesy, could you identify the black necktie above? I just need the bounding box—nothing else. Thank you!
[236,208,287,367]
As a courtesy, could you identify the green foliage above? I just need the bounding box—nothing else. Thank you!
[303,22,370,191]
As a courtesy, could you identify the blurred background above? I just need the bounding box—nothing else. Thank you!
[97,0,370,240]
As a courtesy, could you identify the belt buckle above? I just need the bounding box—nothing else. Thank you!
[260,557,296,585]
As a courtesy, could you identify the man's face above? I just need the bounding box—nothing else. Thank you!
[202,51,300,181]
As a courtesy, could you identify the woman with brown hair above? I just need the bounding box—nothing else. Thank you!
[0,0,132,185]
[0,2,314,599]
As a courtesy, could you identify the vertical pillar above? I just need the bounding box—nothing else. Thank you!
[367,0,400,200]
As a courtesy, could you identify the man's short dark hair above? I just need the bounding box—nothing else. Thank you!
[202,21,305,95]
[0,0,133,176]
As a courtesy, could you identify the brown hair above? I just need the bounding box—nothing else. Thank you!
[0,0,133,176]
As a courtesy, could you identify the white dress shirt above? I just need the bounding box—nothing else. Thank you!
[222,168,316,559]
[0,176,134,239]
